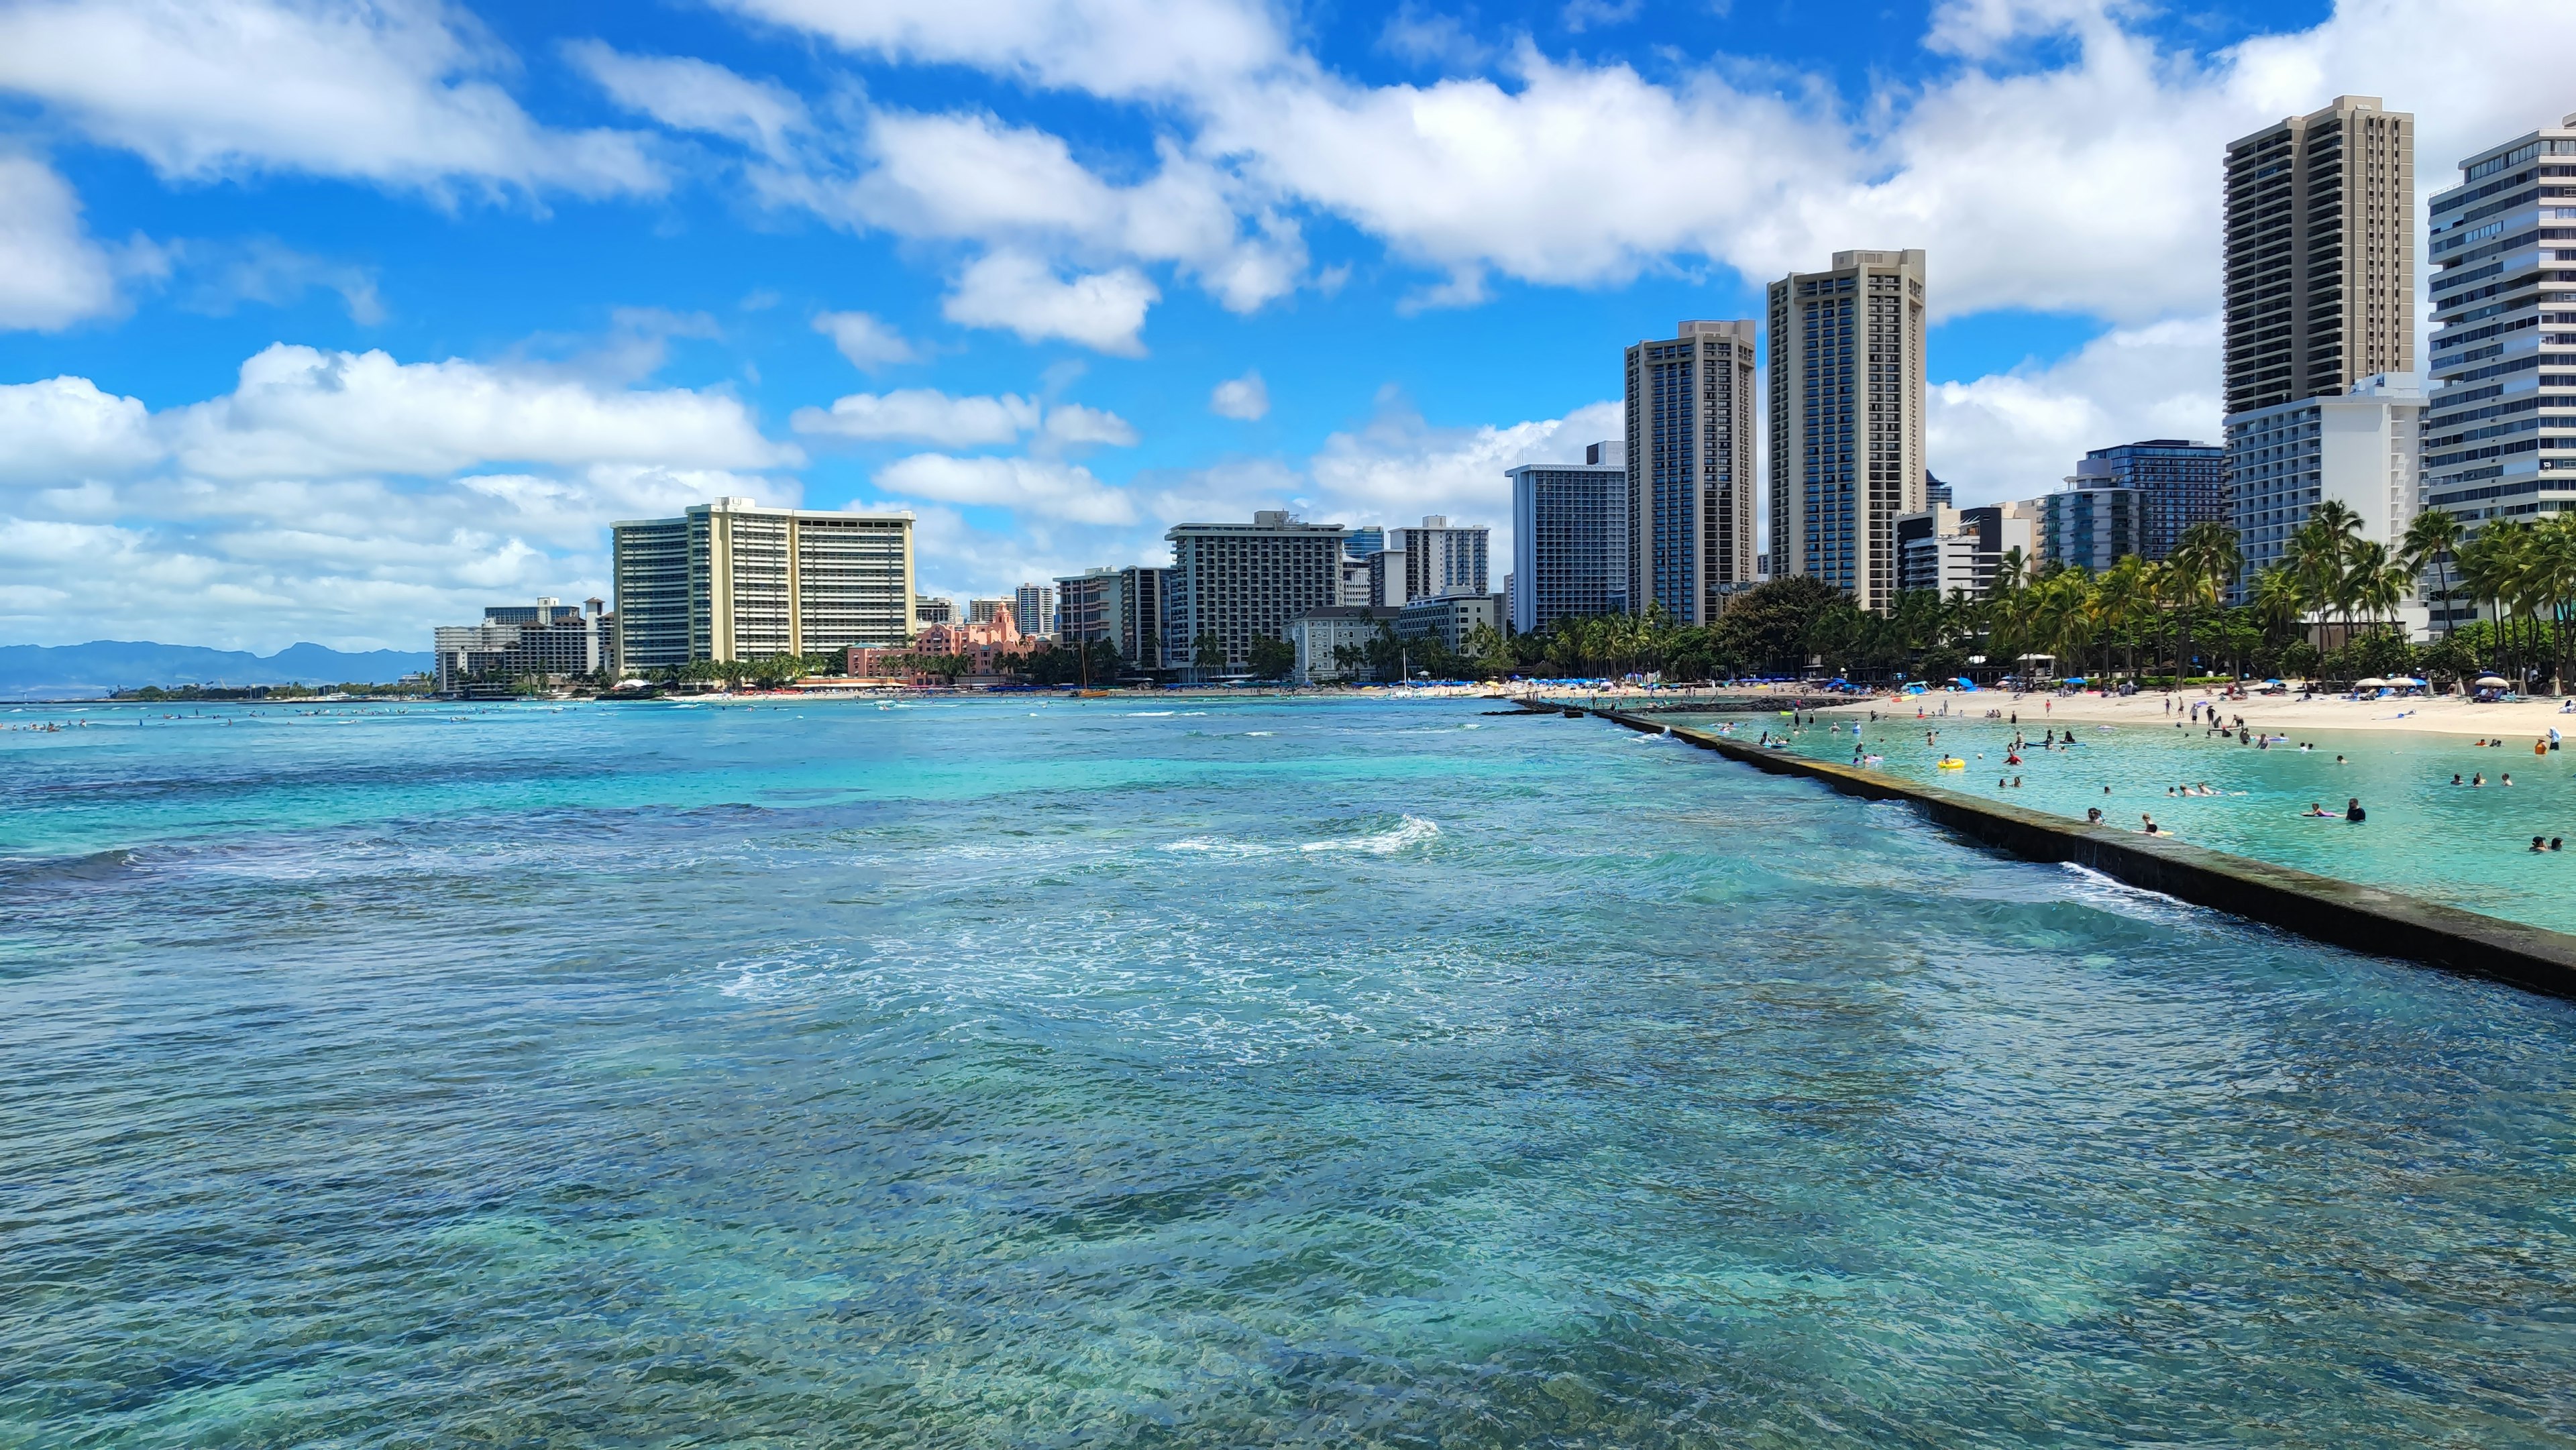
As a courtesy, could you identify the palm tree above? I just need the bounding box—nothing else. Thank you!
[2169,520,2239,681]
[2401,507,2465,637]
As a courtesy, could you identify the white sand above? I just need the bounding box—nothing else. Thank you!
[1825,687,2574,742]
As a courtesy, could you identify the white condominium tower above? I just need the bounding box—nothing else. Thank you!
[2222,96,2415,418]
[1377,516,1491,606]
[1766,252,1927,612]
[1163,511,1347,675]
[1623,320,1756,622]
[611,497,914,669]
[2420,111,2576,626]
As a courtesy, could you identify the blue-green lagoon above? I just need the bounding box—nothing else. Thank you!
[1707,704,2576,933]
[5,695,2576,1445]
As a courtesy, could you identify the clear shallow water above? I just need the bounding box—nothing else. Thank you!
[5,697,2576,1447]
[1685,702,2576,934]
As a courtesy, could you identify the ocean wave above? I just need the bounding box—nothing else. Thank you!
[1301,815,1442,854]
[1159,837,1279,856]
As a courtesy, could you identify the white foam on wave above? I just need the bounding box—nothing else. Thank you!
[1160,836,1279,856]
[1128,711,1175,717]
[1301,814,1442,854]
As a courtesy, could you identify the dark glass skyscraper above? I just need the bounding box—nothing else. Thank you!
[2070,439,2224,561]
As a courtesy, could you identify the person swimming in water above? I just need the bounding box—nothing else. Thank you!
[2140,814,2161,834]
[2305,803,2332,817]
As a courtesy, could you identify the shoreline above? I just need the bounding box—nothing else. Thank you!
[1817,689,2575,742]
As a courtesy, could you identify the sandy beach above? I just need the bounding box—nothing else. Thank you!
[1824,687,2576,741]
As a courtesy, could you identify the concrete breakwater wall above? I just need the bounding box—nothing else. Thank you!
[1582,706,2576,999]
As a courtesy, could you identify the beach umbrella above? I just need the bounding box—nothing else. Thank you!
[2355,677,2387,688]
[2476,675,2509,688]
[2391,676,2425,686]
[1953,677,1976,689]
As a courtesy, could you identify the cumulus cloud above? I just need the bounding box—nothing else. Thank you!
[566,39,806,159]
[0,343,810,649]
[713,0,1285,101]
[791,388,1137,449]
[0,0,659,197]
[792,389,1040,447]
[1209,370,1268,421]
[874,453,1138,524]
[0,376,160,484]
[1929,315,2222,506]
[1040,403,1139,447]
[0,154,123,331]
[812,310,918,370]
[720,0,2576,328]
[943,251,1160,355]
[162,344,798,479]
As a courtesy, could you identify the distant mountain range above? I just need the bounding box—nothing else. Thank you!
[0,640,436,700]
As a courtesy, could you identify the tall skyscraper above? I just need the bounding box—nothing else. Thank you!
[1624,319,1757,622]
[1014,583,1057,639]
[2419,112,2576,628]
[2066,440,2225,561]
[1164,511,1346,675]
[612,498,914,668]
[2223,97,2416,417]
[1766,251,1927,612]
[1508,443,1628,634]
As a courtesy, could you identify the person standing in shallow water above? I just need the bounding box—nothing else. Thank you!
[2346,798,2366,823]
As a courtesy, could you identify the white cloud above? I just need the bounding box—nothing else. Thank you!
[943,251,1159,355]
[0,343,815,650]
[0,376,160,484]
[714,0,1286,101]
[1929,315,2222,507]
[1040,403,1139,447]
[0,154,123,331]
[874,453,1138,524]
[166,236,386,325]
[1209,370,1268,421]
[728,0,2576,330]
[0,0,659,197]
[792,389,1040,447]
[812,310,918,370]
[567,40,806,160]
[162,343,798,480]
[1311,388,1616,518]
[790,388,1136,449]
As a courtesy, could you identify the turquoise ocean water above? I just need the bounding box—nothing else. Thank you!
[1708,702,2576,933]
[5,696,2575,1445]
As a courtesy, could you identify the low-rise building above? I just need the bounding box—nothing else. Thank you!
[1288,606,1397,683]
[849,606,1022,679]
[433,597,611,695]
[1897,502,2036,597]
[1396,592,1502,657]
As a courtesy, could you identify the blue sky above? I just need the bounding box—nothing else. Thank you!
[0,0,2565,649]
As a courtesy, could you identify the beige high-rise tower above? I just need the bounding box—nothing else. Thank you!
[1622,319,1758,622]
[2222,96,2415,416]
[1766,249,1927,613]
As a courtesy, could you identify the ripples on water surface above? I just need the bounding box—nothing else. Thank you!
[3,697,2575,1447]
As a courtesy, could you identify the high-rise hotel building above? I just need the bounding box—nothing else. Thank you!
[1509,441,1629,634]
[2420,111,2576,624]
[2221,97,2416,597]
[2222,96,2416,416]
[611,497,914,669]
[1623,320,1756,622]
[1766,252,1927,613]
[1163,511,1346,675]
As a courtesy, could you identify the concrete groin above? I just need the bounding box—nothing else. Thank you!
[1583,706,2576,999]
